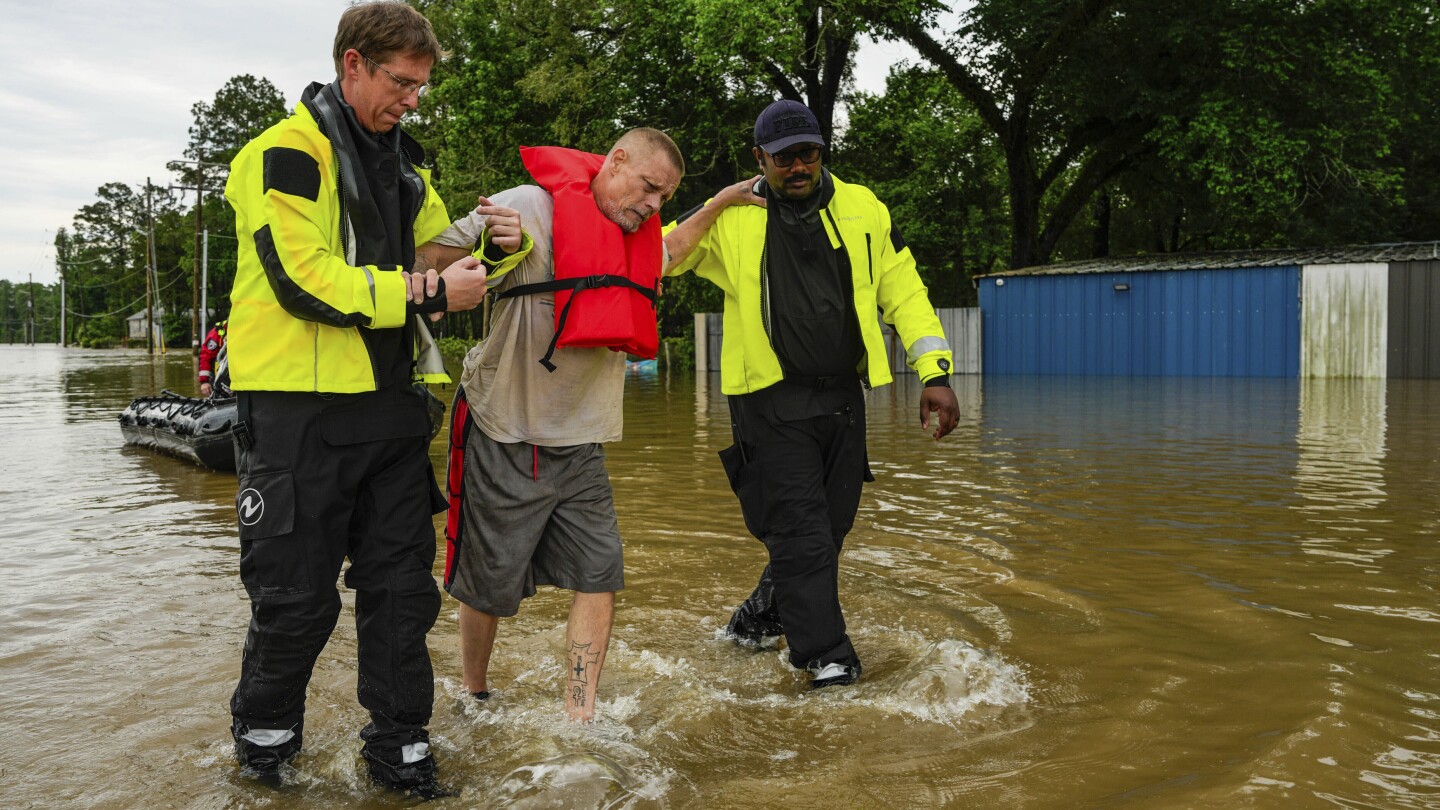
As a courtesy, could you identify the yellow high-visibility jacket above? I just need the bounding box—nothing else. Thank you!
[224,99,528,392]
[666,174,952,395]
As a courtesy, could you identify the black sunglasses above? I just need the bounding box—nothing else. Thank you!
[766,146,822,168]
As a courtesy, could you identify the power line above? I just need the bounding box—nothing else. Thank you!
[64,268,149,289]
[64,271,188,319]
[55,248,134,266]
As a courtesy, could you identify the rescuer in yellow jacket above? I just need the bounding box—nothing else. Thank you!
[664,100,961,691]
[225,88,528,392]
[220,2,527,798]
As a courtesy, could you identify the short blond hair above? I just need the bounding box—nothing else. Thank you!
[612,128,685,176]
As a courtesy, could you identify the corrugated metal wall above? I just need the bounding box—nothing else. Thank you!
[881,307,982,374]
[978,267,1301,376]
[1388,260,1440,378]
[1300,263,1388,378]
[696,308,982,376]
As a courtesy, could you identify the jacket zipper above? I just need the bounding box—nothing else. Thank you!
[759,231,772,339]
[311,105,380,390]
[822,209,872,388]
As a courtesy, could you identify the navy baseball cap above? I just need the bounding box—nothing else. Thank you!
[754,100,825,153]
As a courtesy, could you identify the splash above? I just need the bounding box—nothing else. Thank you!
[861,635,1031,727]
[488,751,664,809]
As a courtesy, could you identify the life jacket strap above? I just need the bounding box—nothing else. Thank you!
[493,274,657,302]
[494,275,659,372]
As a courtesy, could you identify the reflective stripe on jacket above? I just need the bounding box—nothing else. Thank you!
[665,174,952,395]
[225,102,527,392]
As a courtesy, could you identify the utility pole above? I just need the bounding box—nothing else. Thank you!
[193,152,203,353]
[201,229,209,339]
[169,156,226,354]
[55,229,68,347]
[145,177,154,354]
[26,273,35,345]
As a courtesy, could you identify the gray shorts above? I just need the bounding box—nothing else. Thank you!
[445,428,623,617]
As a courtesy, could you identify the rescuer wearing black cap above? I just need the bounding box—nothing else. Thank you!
[662,99,961,689]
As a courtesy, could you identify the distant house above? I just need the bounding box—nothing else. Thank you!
[976,242,1440,378]
[125,307,209,345]
[126,307,164,343]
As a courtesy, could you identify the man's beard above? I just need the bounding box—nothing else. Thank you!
[603,198,642,234]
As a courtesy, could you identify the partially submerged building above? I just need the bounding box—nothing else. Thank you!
[977,242,1440,378]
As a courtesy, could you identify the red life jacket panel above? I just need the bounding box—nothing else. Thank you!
[499,146,662,371]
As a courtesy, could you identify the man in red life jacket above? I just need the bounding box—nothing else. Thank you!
[197,319,226,398]
[419,128,683,722]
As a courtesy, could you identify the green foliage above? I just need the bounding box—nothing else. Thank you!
[55,2,1440,354]
[658,273,722,337]
[860,0,1436,267]
[660,335,695,370]
[1099,0,1409,253]
[185,75,288,175]
[0,279,62,344]
[837,68,1008,305]
[57,75,282,347]
[436,335,474,359]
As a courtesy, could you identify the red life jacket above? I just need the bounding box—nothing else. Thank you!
[496,146,662,371]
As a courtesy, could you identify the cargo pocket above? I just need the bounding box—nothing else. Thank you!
[718,442,765,539]
[236,469,304,598]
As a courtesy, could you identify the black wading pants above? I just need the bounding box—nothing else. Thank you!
[230,389,445,753]
[720,376,868,671]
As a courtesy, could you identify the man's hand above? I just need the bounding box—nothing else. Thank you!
[919,384,960,441]
[663,176,766,272]
[441,255,488,315]
[477,196,523,254]
[199,382,213,398]
[714,176,766,210]
[402,268,440,304]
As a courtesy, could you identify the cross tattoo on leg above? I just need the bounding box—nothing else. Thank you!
[568,641,601,686]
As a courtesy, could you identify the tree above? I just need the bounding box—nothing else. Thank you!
[184,75,288,177]
[169,76,286,347]
[1091,0,1414,255]
[67,181,181,347]
[859,0,1424,268]
[838,66,1009,306]
[411,0,879,338]
[856,0,1205,268]
[683,0,861,145]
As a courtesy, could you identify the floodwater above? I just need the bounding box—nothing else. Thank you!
[1,344,1437,809]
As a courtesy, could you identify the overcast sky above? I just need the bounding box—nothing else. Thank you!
[0,0,919,287]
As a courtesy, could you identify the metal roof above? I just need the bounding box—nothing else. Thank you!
[980,241,1440,278]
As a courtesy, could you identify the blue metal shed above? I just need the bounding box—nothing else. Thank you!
[977,243,1440,378]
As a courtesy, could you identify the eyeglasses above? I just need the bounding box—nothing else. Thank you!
[766,146,822,168]
[361,52,429,98]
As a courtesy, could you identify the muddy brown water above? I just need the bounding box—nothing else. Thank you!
[1,345,1437,808]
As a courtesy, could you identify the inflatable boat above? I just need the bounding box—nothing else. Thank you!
[119,391,238,472]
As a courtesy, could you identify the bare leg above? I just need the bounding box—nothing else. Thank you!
[458,603,499,696]
[564,591,614,722]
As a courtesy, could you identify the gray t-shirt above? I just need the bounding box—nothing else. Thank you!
[433,185,625,446]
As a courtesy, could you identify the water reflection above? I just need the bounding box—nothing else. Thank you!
[1,347,1438,808]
